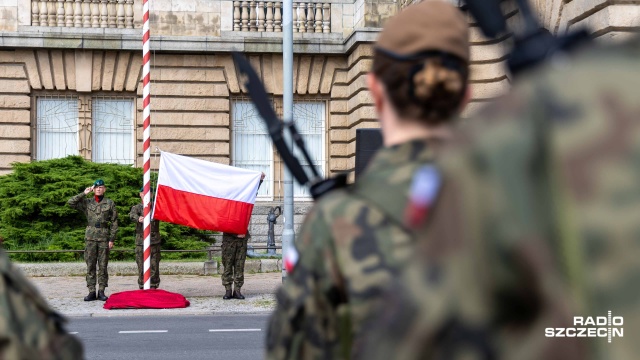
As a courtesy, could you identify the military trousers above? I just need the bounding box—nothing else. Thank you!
[221,238,247,290]
[135,244,161,289]
[85,240,109,292]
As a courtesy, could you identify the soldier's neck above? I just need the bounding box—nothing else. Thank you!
[382,121,452,147]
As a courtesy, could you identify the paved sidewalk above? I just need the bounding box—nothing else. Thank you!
[29,273,283,317]
[17,260,281,277]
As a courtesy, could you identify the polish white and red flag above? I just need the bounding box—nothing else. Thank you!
[153,152,262,234]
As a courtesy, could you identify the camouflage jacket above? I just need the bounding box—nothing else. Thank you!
[222,232,251,242]
[266,139,442,360]
[358,39,640,360]
[129,203,161,245]
[68,192,118,242]
[0,249,84,359]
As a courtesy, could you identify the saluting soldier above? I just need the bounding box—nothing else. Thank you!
[68,179,118,301]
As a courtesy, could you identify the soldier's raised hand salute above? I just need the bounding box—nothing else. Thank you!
[84,186,94,195]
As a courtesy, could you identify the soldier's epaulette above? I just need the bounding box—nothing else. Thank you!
[309,173,350,200]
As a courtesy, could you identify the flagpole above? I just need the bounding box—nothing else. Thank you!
[281,0,294,282]
[141,0,152,290]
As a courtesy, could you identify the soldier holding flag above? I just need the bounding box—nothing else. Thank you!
[130,186,162,289]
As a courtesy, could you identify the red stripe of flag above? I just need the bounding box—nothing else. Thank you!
[153,185,254,234]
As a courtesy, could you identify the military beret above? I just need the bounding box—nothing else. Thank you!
[94,179,105,186]
[140,186,144,193]
[376,0,469,62]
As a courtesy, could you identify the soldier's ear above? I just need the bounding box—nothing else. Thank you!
[367,73,385,115]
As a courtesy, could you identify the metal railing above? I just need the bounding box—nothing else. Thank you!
[6,246,282,260]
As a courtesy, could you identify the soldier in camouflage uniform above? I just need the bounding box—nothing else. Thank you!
[221,172,265,300]
[129,187,161,289]
[0,249,85,358]
[357,30,640,360]
[68,179,118,301]
[266,2,470,358]
[221,232,250,300]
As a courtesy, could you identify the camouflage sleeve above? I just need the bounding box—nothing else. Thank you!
[129,204,141,222]
[109,201,118,243]
[266,206,343,360]
[354,165,495,360]
[67,192,87,213]
[0,251,84,359]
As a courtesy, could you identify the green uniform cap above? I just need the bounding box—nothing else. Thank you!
[140,186,144,193]
[94,179,105,186]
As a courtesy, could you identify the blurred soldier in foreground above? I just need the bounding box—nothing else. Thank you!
[358,20,640,360]
[266,1,470,358]
[130,187,161,289]
[0,249,84,358]
[68,179,118,301]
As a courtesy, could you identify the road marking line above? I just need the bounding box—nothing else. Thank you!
[69,332,78,334]
[119,330,168,334]
[209,329,262,332]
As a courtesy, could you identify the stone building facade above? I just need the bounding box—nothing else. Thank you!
[1,0,639,244]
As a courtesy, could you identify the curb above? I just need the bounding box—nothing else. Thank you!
[17,259,283,277]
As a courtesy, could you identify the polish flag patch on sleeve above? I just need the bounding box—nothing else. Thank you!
[284,246,300,273]
[404,165,442,229]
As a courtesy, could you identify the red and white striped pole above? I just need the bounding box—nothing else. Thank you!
[141,0,152,290]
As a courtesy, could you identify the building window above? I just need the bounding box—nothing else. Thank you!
[92,98,135,164]
[232,100,274,199]
[34,94,135,165]
[292,102,326,199]
[36,96,80,160]
[232,98,327,201]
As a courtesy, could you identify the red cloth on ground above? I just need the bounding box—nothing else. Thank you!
[103,289,190,310]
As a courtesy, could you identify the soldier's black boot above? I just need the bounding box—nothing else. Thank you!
[223,289,233,300]
[97,290,108,301]
[233,288,245,300]
[84,291,97,301]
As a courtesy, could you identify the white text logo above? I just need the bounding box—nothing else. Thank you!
[545,311,623,343]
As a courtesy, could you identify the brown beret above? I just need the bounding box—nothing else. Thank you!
[376,0,469,62]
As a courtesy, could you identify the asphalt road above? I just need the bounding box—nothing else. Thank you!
[68,314,270,360]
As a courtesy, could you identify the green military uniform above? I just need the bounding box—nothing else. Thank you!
[221,178,263,300]
[129,202,161,289]
[0,249,84,359]
[267,140,441,359]
[221,232,249,293]
[357,38,640,360]
[266,1,469,358]
[67,181,118,294]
